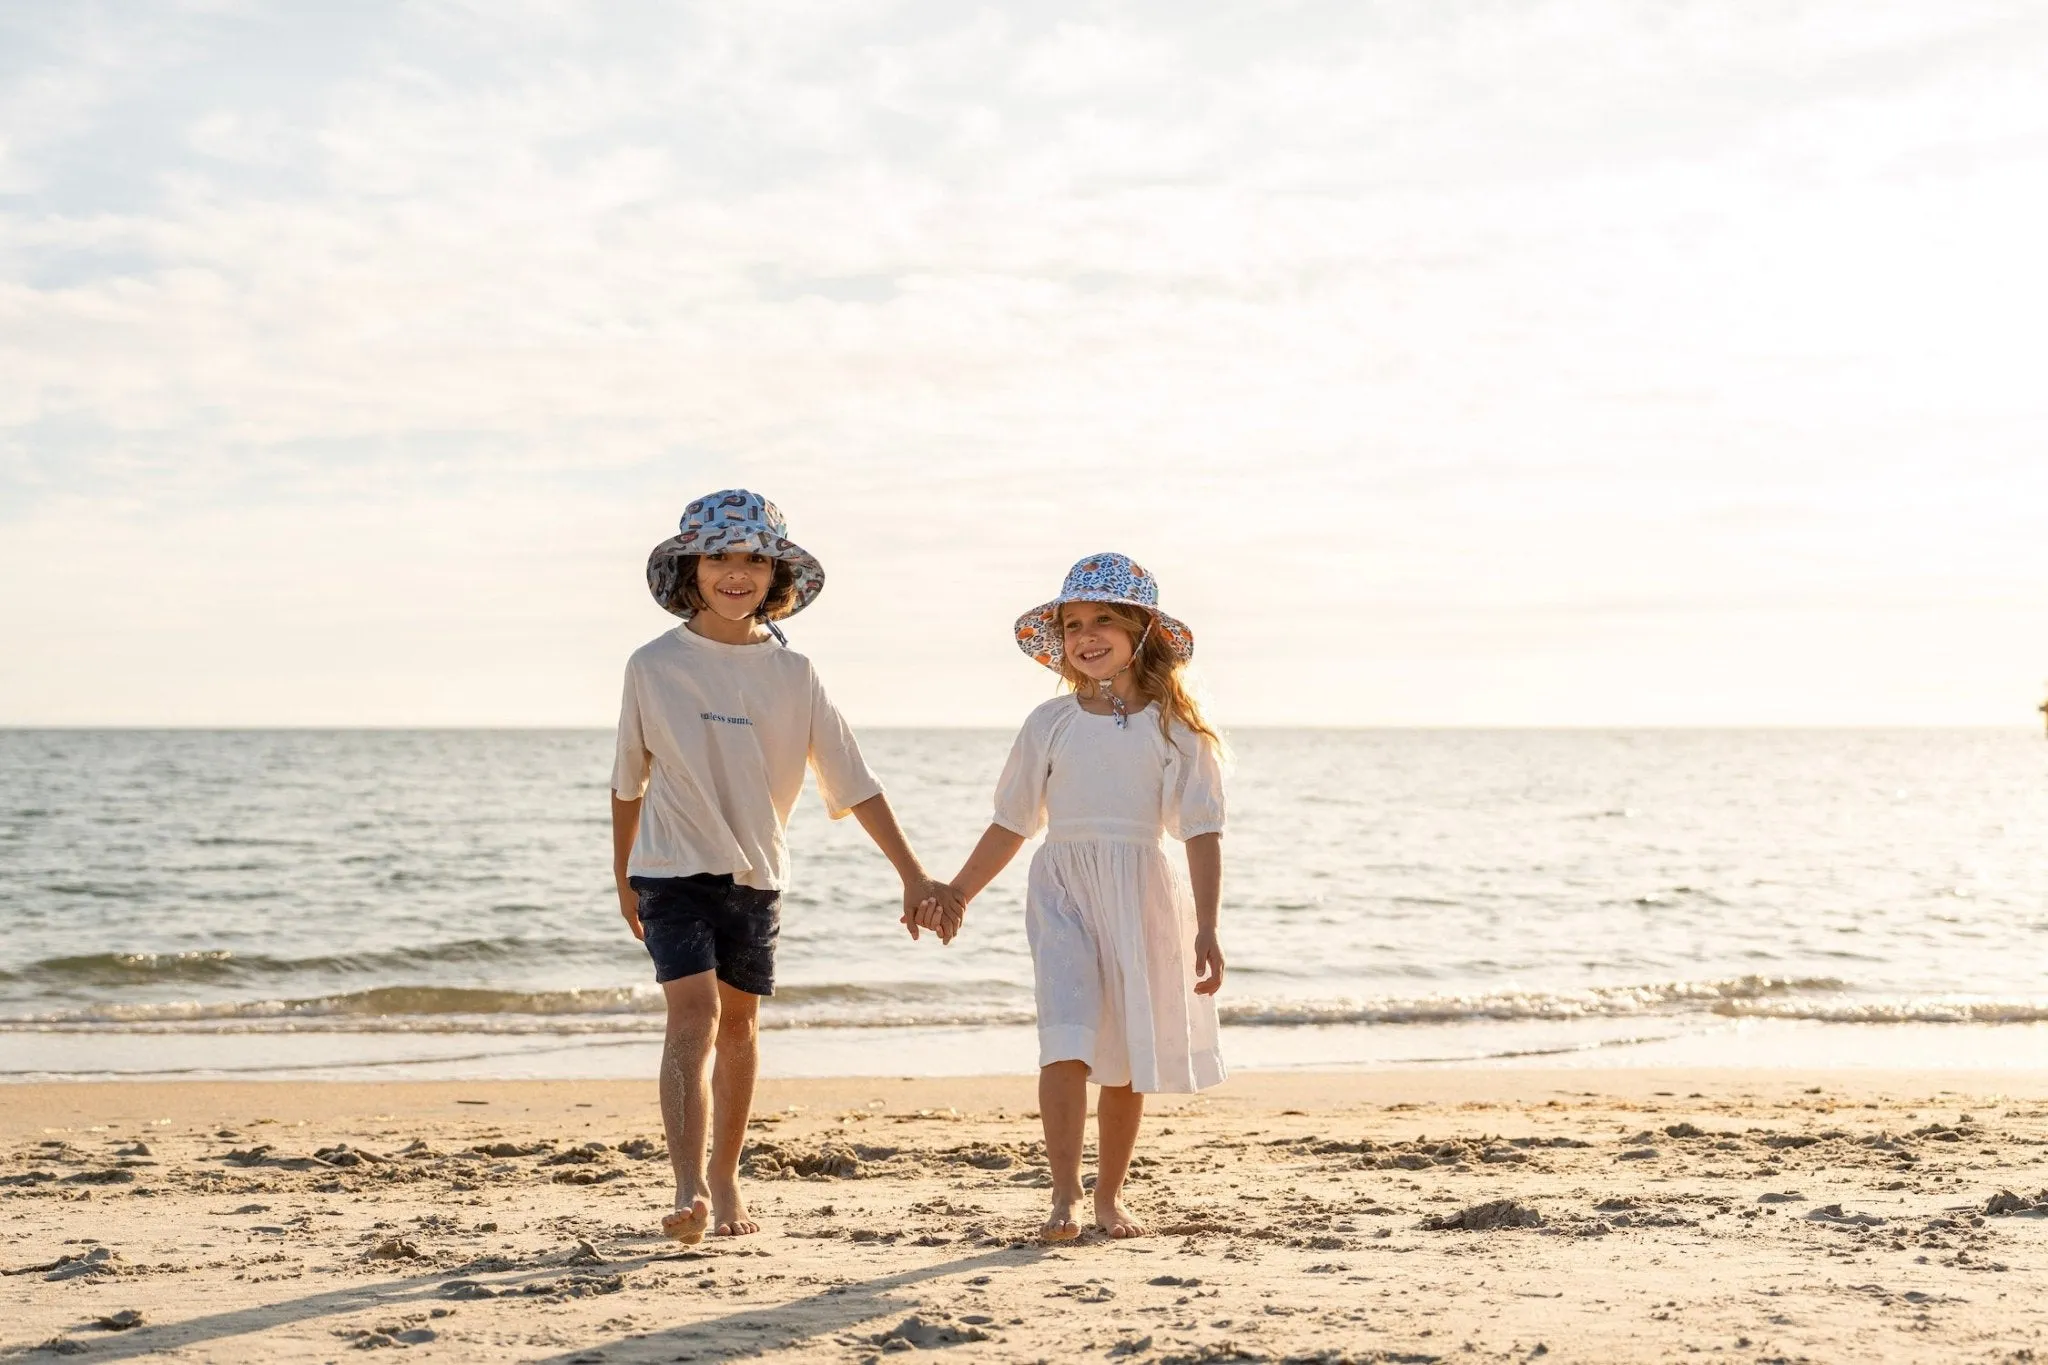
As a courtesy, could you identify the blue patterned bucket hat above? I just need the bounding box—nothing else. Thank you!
[1014,552,1194,669]
[647,489,825,620]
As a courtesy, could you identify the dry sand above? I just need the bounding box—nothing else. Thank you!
[4,1069,2047,1364]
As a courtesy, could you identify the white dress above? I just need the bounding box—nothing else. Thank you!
[992,695,1228,1094]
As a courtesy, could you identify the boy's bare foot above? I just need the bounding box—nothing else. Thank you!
[1041,1193,1082,1242]
[1094,1195,1146,1239]
[709,1177,758,1236]
[663,1196,709,1244]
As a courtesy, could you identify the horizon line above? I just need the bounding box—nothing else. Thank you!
[1,723,2039,734]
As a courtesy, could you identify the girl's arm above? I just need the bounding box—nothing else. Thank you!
[611,794,643,941]
[1186,832,1224,995]
[935,823,1029,913]
[848,793,962,940]
[908,822,1029,943]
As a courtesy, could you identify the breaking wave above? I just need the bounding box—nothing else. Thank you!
[0,940,618,987]
[1218,975,1845,1025]
[2,973,2040,1035]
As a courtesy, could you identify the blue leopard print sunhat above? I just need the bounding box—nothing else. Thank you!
[646,489,825,620]
[1014,552,1194,669]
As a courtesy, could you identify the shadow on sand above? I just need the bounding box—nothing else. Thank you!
[527,1242,1048,1364]
[7,1242,1047,1364]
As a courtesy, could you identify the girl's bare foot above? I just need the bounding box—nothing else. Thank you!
[663,1195,709,1244]
[1041,1193,1082,1242]
[709,1177,758,1236]
[1094,1195,1145,1239]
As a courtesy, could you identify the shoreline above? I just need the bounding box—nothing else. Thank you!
[7,1017,2047,1083]
[5,1069,2046,1362]
[9,1067,2048,1134]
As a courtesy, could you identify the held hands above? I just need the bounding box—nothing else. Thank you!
[901,877,967,945]
[915,883,967,944]
[1193,929,1226,996]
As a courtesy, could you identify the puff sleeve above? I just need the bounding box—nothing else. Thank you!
[991,714,1053,838]
[1163,727,1226,842]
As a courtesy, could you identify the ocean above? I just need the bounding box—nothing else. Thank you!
[2,728,2044,1081]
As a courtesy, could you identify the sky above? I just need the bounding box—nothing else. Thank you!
[3,0,2046,728]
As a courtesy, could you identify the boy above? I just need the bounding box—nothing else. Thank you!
[612,489,959,1241]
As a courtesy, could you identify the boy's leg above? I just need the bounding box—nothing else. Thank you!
[1093,1084,1146,1237]
[659,970,720,1242]
[707,979,761,1235]
[1038,1060,1089,1241]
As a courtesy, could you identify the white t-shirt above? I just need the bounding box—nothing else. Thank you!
[611,626,883,891]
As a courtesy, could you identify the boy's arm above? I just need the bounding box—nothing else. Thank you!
[1186,832,1224,995]
[847,793,960,941]
[612,795,644,941]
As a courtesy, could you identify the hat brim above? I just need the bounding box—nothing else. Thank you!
[1013,592,1194,670]
[647,532,825,620]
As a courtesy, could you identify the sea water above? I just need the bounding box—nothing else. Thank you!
[2,728,2044,1080]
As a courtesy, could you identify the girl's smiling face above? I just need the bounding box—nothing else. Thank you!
[1060,602,1138,683]
[694,550,775,622]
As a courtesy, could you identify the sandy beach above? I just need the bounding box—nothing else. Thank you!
[4,1069,2046,1363]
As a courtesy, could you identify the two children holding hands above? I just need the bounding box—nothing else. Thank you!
[611,491,1226,1245]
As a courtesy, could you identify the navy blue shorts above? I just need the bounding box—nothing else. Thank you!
[629,873,781,996]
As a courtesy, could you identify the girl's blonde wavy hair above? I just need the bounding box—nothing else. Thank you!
[1055,601,1222,751]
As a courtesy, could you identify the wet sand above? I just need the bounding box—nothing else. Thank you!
[4,1070,2047,1363]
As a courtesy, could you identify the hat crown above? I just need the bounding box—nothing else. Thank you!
[681,488,785,538]
[1059,553,1157,608]
[647,488,825,620]
[1012,551,1192,669]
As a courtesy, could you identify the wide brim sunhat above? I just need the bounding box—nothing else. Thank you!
[1014,552,1194,669]
[646,488,825,620]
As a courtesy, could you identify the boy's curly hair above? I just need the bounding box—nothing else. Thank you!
[674,555,802,621]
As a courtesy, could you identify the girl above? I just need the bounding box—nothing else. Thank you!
[613,489,959,1244]
[924,552,1226,1241]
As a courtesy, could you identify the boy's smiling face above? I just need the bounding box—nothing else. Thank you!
[694,551,776,622]
[1060,602,1137,683]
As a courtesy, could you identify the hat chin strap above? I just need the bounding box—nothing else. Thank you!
[740,549,788,646]
[1092,616,1153,730]
[754,592,787,646]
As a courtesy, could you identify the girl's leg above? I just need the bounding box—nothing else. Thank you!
[658,971,719,1241]
[1038,1060,1090,1240]
[706,980,761,1235]
[1093,1084,1147,1237]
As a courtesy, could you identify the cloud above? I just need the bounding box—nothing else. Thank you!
[2,0,2046,724]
